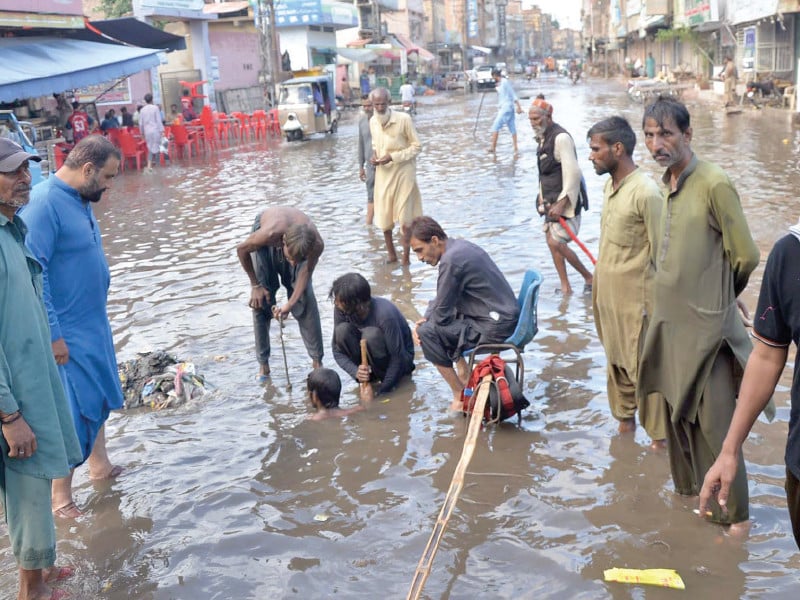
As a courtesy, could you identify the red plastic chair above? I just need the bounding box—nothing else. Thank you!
[251,110,267,139]
[105,128,123,148]
[117,130,145,171]
[199,106,218,151]
[169,124,199,158]
[232,112,253,142]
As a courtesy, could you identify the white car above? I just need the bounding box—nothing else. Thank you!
[475,65,495,90]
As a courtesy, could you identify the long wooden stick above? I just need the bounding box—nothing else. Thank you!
[359,338,372,402]
[407,375,492,600]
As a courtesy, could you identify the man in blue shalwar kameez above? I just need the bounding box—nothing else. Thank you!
[0,138,83,600]
[22,135,124,520]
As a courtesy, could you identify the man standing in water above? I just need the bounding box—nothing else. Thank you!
[700,216,800,548]
[1,138,83,600]
[638,96,764,534]
[587,116,667,450]
[237,206,324,380]
[369,87,422,264]
[23,135,125,520]
[357,95,375,226]
[487,68,523,156]
[410,216,519,411]
[529,98,593,295]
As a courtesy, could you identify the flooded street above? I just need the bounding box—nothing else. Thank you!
[2,76,799,599]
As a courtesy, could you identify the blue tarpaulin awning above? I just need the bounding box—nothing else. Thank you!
[0,37,163,103]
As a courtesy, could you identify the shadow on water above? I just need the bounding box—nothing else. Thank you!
[2,77,799,598]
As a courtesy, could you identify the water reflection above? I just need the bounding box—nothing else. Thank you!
[1,77,797,598]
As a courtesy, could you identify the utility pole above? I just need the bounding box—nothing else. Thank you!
[256,0,281,106]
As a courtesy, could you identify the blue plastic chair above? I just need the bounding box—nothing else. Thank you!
[465,269,543,386]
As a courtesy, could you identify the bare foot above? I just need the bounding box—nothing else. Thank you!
[618,418,636,434]
[650,439,667,451]
[385,255,398,264]
[727,520,751,539]
[559,286,573,296]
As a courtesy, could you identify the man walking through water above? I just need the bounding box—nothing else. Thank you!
[487,68,523,156]
[1,138,82,600]
[410,216,518,412]
[357,95,375,226]
[237,206,324,380]
[369,87,422,265]
[23,135,124,520]
[638,96,767,535]
[587,116,666,450]
[529,98,593,295]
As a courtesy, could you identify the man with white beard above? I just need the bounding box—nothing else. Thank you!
[529,98,593,296]
[368,87,422,265]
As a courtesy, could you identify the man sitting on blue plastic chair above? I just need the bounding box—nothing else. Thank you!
[410,216,520,412]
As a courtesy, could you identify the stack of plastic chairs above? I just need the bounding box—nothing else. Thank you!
[199,106,218,151]
[268,109,281,136]
[232,112,254,142]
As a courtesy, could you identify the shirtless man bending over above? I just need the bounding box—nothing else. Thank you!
[237,206,324,380]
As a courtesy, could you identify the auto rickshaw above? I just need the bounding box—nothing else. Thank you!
[277,75,340,142]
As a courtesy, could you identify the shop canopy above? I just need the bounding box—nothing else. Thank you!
[0,37,163,103]
[393,33,436,62]
[82,18,187,52]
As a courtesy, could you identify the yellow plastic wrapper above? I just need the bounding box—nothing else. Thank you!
[603,568,686,590]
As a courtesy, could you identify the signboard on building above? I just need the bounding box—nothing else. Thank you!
[497,0,507,47]
[729,0,780,25]
[0,0,83,14]
[684,0,719,26]
[275,0,357,28]
[75,79,132,105]
[135,0,205,10]
[467,0,478,38]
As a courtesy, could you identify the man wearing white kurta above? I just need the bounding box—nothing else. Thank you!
[369,87,422,265]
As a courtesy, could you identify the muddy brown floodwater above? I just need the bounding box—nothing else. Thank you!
[2,76,799,599]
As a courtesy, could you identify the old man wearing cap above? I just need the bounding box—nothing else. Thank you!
[529,97,594,295]
[0,138,82,600]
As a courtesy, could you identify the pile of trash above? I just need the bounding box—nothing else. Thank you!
[118,350,207,410]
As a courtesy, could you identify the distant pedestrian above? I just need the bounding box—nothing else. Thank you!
[357,95,376,225]
[487,68,523,156]
[119,106,134,128]
[65,101,93,144]
[139,93,164,172]
[369,87,422,264]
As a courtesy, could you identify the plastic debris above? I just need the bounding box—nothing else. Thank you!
[313,514,330,522]
[603,568,685,590]
[119,351,207,410]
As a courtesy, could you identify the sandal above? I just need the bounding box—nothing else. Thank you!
[52,501,83,520]
[44,566,74,583]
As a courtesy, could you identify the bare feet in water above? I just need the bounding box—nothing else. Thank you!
[617,418,636,434]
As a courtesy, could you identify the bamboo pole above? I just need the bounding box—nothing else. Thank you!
[407,375,492,600]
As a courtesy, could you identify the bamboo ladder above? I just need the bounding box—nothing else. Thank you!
[407,374,493,600]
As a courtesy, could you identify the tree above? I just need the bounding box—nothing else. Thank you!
[99,0,133,18]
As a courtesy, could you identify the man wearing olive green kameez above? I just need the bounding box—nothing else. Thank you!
[587,116,667,450]
[638,97,769,533]
[0,138,82,600]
